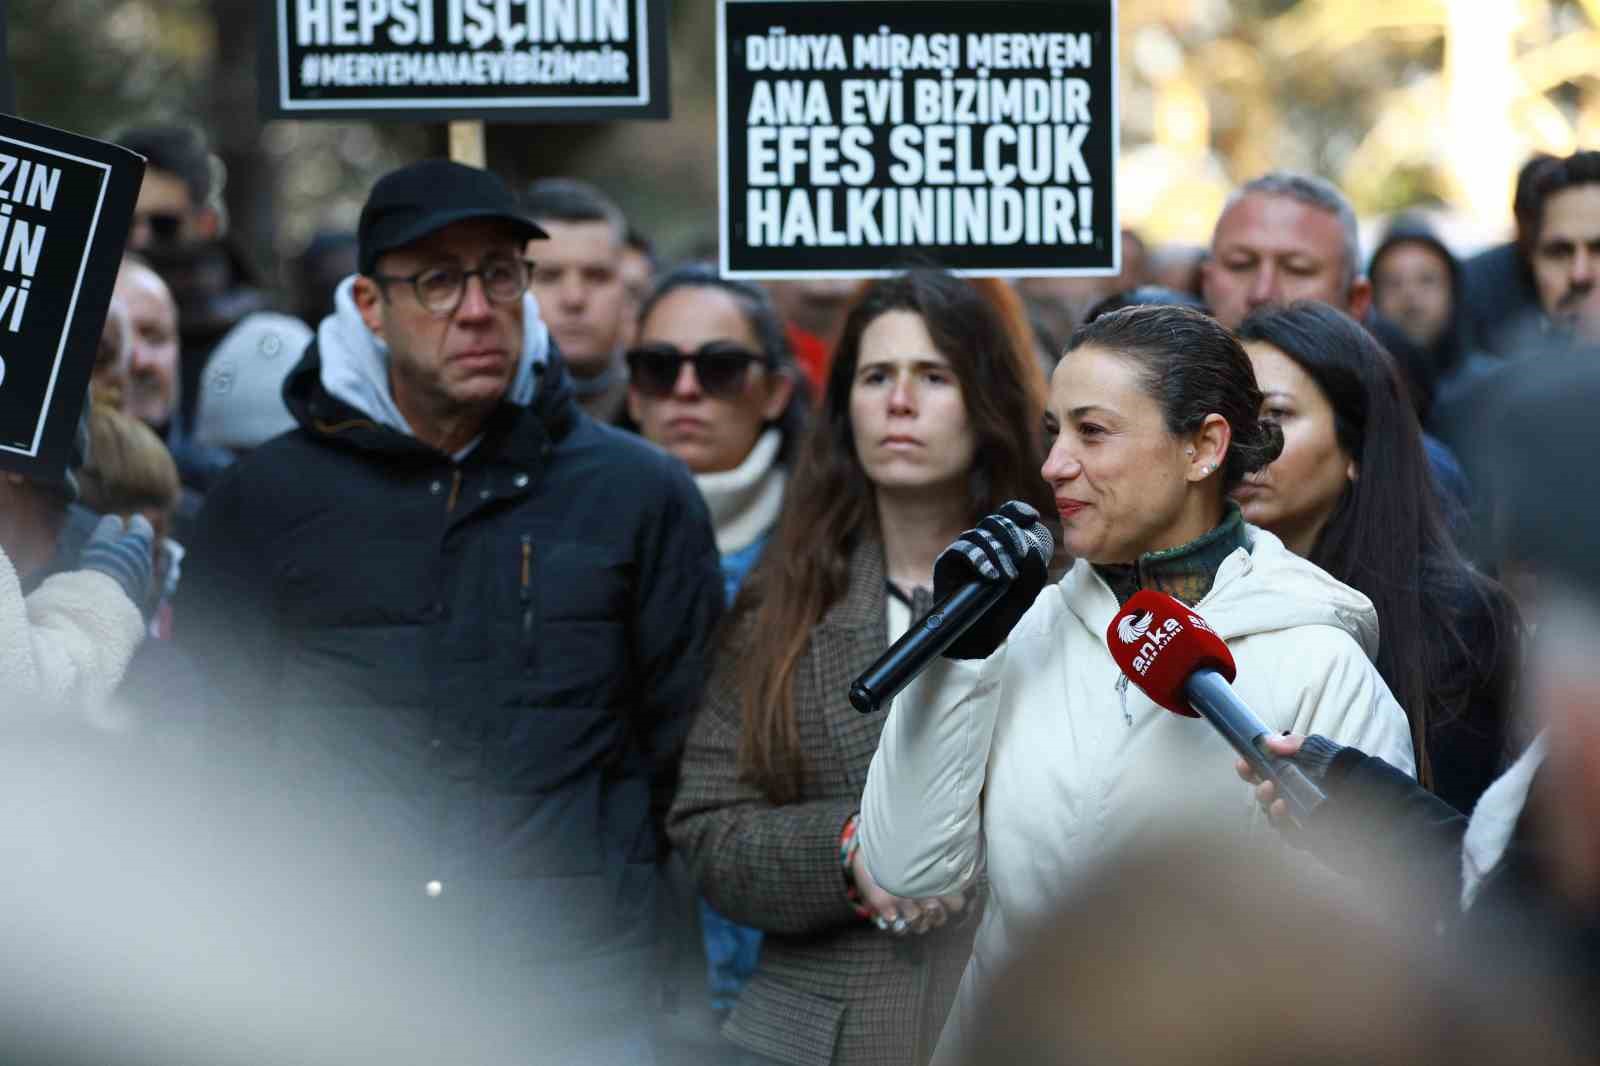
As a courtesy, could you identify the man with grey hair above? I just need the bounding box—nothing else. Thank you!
[1203,171,1472,534]
[1201,171,1373,330]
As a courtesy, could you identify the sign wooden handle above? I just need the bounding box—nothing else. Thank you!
[448,121,486,168]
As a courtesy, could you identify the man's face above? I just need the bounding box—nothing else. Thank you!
[1372,241,1455,349]
[616,245,654,351]
[527,220,626,378]
[1202,192,1370,329]
[355,219,527,424]
[114,264,181,429]
[92,296,132,411]
[1530,184,1600,343]
[128,168,213,253]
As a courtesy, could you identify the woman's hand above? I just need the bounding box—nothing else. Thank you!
[850,846,966,935]
[1235,732,1304,832]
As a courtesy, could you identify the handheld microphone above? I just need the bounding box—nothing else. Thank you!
[1104,589,1326,823]
[849,503,1054,715]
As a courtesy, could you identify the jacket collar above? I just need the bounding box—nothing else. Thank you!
[1461,733,1548,910]
[818,533,889,633]
[1061,522,1382,659]
[283,334,579,468]
[1091,502,1251,607]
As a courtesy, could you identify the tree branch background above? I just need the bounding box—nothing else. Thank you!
[9,0,1598,295]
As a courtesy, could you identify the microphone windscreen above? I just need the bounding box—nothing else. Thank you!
[996,499,1056,568]
[1104,589,1236,717]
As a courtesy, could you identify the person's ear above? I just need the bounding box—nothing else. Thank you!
[1189,412,1233,482]
[1347,458,1359,482]
[1347,274,1374,322]
[761,367,797,422]
[192,205,222,242]
[353,275,386,340]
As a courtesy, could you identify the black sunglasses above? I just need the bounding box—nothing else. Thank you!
[137,211,184,244]
[626,341,767,398]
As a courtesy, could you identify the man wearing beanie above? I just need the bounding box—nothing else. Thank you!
[180,159,722,1063]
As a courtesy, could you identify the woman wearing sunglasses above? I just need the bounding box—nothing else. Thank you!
[668,269,1054,1066]
[627,265,808,607]
[626,266,808,1021]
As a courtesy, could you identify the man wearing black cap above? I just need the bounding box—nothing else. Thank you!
[179,160,723,1062]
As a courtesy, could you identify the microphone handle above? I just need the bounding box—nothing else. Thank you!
[849,579,1008,714]
[1182,669,1326,824]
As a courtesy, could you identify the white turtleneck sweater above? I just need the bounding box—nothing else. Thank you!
[693,428,787,557]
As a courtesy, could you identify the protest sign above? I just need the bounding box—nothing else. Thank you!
[0,117,142,482]
[719,0,1118,279]
[260,0,670,121]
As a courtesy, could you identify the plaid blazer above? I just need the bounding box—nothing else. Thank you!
[667,537,977,1066]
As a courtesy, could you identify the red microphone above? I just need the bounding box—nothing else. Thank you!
[1106,590,1325,822]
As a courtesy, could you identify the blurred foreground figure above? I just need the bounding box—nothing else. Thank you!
[0,402,153,710]
[957,840,1590,1066]
[1237,358,1600,1009]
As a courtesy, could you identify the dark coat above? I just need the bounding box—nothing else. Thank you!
[1302,746,1599,1022]
[1458,241,1540,359]
[178,339,723,1037]
[668,539,976,1066]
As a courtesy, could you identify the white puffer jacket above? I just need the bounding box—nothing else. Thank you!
[860,526,1415,1063]
[0,545,144,710]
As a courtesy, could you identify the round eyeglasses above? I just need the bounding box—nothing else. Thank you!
[373,257,534,316]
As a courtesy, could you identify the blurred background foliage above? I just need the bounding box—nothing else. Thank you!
[7,0,1599,290]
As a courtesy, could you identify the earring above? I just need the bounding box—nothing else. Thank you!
[1186,447,1195,458]
[1203,464,1215,475]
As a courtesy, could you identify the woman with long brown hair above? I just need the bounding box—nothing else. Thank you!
[667,268,1053,1066]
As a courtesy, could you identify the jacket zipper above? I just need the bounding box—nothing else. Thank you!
[446,469,463,514]
[520,534,533,665]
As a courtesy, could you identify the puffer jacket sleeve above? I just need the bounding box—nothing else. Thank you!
[176,461,280,720]
[859,650,1002,901]
[631,460,724,845]
[0,545,144,709]
[667,619,863,936]
[1280,624,1417,779]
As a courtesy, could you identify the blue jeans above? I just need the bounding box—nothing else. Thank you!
[698,898,763,1011]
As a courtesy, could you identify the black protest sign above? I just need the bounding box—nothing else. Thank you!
[260,0,670,121]
[719,0,1118,279]
[0,117,142,481]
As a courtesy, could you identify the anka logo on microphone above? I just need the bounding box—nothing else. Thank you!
[1115,607,1184,676]
[1117,611,1154,644]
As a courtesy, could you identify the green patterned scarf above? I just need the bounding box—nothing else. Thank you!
[1092,503,1252,607]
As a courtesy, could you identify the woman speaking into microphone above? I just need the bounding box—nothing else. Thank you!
[859,305,1416,1063]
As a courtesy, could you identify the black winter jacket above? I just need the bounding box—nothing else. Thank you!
[178,339,723,1028]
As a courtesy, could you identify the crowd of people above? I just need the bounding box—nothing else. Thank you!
[2,118,1599,1065]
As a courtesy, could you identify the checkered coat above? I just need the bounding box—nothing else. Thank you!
[668,538,977,1066]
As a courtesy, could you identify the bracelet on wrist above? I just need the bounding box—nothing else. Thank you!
[839,813,872,920]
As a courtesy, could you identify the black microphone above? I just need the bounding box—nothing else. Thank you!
[1105,590,1327,823]
[849,505,1053,715]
